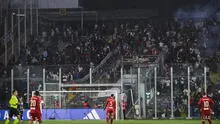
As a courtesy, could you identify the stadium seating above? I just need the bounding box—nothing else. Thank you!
[0,17,220,119]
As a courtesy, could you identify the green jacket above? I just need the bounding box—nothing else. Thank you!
[9,95,18,109]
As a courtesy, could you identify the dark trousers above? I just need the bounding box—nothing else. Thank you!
[123,110,126,119]
[9,107,19,119]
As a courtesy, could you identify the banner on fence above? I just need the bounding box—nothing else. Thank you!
[0,109,105,120]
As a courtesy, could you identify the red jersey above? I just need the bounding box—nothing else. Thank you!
[30,96,41,114]
[105,97,116,111]
[122,102,126,110]
[83,102,90,108]
[198,95,214,112]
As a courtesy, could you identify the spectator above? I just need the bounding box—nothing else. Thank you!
[83,100,90,108]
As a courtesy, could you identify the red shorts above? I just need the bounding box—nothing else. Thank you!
[30,112,42,122]
[106,108,115,119]
[106,109,114,115]
[201,110,211,120]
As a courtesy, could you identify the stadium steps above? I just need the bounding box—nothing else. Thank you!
[75,46,121,83]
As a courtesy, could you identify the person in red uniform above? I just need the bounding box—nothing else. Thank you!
[29,91,42,124]
[83,100,90,108]
[104,94,116,124]
[198,94,214,124]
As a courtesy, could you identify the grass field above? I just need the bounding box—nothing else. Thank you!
[0,120,219,124]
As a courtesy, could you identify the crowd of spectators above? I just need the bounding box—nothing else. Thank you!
[151,19,220,118]
[18,20,164,83]
[1,16,220,118]
[21,23,116,81]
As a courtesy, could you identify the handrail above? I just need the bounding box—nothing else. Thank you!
[125,99,139,118]
[74,46,120,83]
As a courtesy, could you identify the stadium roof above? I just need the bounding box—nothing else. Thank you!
[79,0,209,10]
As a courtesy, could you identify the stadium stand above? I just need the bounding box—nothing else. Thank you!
[0,8,220,120]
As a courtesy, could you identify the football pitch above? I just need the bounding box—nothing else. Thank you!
[0,120,219,124]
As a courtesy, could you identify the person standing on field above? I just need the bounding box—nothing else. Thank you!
[29,91,42,124]
[104,94,116,124]
[18,96,24,124]
[122,101,127,119]
[5,90,20,124]
[198,93,214,124]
